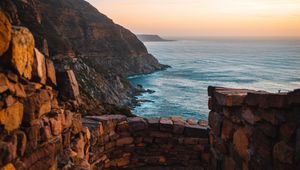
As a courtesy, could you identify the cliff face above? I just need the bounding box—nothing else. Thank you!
[0,0,167,114]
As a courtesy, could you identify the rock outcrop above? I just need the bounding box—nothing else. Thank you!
[0,0,168,114]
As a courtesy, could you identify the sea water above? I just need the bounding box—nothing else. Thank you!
[128,37,300,119]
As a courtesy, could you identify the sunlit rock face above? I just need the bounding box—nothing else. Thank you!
[0,0,167,114]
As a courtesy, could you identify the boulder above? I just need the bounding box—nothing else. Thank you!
[32,48,46,84]
[0,10,11,56]
[10,26,34,79]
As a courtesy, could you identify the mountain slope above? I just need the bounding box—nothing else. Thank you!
[0,0,168,114]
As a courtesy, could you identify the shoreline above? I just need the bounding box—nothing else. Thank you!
[127,65,171,113]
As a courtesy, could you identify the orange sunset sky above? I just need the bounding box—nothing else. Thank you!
[86,0,300,37]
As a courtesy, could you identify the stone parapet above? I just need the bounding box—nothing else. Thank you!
[83,115,210,169]
[208,86,300,170]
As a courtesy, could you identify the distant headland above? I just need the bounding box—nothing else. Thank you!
[136,34,174,42]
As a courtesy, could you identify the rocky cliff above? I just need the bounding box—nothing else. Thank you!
[0,0,167,115]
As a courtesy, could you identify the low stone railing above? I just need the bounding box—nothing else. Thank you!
[83,115,210,169]
[208,86,300,170]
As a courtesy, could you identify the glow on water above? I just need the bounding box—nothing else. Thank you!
[128,37,300,119]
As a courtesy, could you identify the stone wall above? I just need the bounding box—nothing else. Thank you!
[0,10,84,170]
[208,86,300,170]
[82,115,210,169]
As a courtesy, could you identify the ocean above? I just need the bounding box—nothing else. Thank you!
[128,37,300,120]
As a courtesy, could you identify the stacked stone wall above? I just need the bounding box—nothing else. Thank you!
[83,115,210,169]
[208,86,300,170]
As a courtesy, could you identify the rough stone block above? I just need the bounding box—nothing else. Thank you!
[245,92,289,109]
[32,48,46,84]
[221,119,234,141]
[0,102,24,132]
[10,26,35,79]
[0,73,9,93]
[0,10,11,56]
[186,118,198,125]
[24,89,52,122]
[16,131,27,157]
[57,69,80,101]
[71,114,83,134]
[45,58,57,86]
[208,97,213,110]
[241,108,261,124]
[213,88,252,106]
[116,121,129,132]
[149,131,172,138]
[85,115,122,134]
[25,122,41,153]
[6,72,18,83]
[160,117,173,132]
[184,124,209,138]
[110,154,130,167]
[252,129,272,161]
[208,111,222,136]
[258,122,277,138]
[105,141,115,151]
[198,120,209,127]
[273,141,294,164]
[116,137,134,146]
[233,128,249,161]
[224,156,236,170]
[13,83,26,98]
[128,117,147,131]
[49,115,63,136]
[72,133,85,159]
[260,109,281,125]
[288,89,300,105]
[183,138,200,145]
[147,118,160,130]
[5,95,16,107]
[0,163,16,170]
[296,128,300,163]
[23,140,59,170]
[172,119,185,135]
[279,122,296,142]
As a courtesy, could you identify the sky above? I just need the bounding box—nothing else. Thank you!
[86,0,300,37]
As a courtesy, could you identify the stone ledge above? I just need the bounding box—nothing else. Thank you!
[208,86,300,108]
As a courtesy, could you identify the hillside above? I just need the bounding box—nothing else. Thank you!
[0,0,168,114]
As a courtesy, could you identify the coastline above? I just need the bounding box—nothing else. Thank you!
[127,64,171,112]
